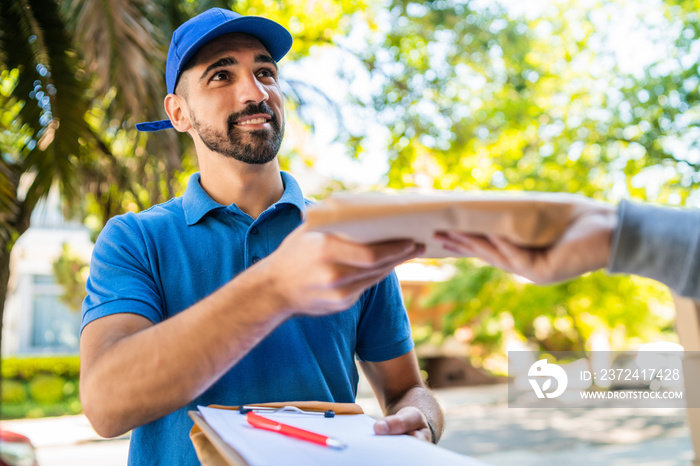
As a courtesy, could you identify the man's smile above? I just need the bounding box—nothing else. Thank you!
[235,114,272,127]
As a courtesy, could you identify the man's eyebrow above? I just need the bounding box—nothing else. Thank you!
[255,54,278,71]
[199,57,237,80]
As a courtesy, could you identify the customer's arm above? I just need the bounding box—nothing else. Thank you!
[80,226,422,438]
[435,197,617,284]
[360,350,444,444]
[435,198,700,299]
[608,200,700,299]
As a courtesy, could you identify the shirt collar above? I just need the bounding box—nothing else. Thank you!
[276,171,307,216]
[182,171,306,226]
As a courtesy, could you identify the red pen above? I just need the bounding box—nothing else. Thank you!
[246,411,347,450]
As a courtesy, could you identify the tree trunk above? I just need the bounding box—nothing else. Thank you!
[0,203,32,359]
[0,247,10,356]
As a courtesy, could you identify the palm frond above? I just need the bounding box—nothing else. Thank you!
[67,0,166,123]
[17,0,94,211]
[1,0,46,137]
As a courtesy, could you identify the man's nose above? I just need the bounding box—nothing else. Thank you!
[238,72,269,104]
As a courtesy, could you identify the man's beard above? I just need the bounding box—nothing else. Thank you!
[191,102,284,165]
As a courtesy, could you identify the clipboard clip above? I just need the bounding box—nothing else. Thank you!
[238,405,335,418]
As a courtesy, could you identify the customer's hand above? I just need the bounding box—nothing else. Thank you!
[435,199,618,284]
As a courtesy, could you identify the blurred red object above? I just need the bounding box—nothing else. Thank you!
[0,430,39,466]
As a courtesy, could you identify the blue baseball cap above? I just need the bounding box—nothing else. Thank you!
[136,8,293,132]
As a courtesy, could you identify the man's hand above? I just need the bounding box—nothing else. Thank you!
[374,406,434,443]
[261,226,424,316]
[435,199,618,284]
[360,352,443,444]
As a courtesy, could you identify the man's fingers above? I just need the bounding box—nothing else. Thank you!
[374,415,412,435]
[373,407,429,440]
[326,243,423,286]
[310,244,424,311]
[270,231,424,316]
[327,236,420,269]
[333,260,409,299]
[408,429,432,443]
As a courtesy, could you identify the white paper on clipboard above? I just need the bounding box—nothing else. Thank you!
[197,405,489,466]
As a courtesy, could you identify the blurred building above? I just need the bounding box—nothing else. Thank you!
[1,188,92,355]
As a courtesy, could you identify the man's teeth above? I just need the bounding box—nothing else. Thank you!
[237,117,268,125]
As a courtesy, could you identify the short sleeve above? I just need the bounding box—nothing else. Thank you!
[355,271,414,362]
[81,215,164,332]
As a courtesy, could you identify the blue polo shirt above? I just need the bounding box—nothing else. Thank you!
[81,172,414,465]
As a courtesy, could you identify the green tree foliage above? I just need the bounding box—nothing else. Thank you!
[423,261,673,371]
[347,0,696,361]
[357,0,700,198]
[358,2,602,193]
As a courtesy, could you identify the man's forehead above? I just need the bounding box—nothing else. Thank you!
[194,33,271,64]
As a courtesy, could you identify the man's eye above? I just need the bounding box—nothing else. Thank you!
[258,69,276,79]
[211,71,228,81]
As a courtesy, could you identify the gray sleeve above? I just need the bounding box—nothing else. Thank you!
[608,199,700,299]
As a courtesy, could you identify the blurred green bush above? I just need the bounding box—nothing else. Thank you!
[1,379,28,403]
[1,356,81,419]
[28,374,66,404]
[1,355,80,380]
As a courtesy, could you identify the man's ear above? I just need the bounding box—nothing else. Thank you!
[164,93,192,132]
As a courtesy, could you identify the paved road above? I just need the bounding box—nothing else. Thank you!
[3,384,692,465]
[436,386,691,465]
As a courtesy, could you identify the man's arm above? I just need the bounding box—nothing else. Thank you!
[80,227,422,438]
[360,350,444,444]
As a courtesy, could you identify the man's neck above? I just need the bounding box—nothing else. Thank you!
[198,155,284,220]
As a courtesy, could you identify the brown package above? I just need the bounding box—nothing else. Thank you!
[305,190,586,258]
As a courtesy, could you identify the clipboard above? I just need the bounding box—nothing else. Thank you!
[188,401,364,466]
[190,402,489,466]
[305,190,588,258]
